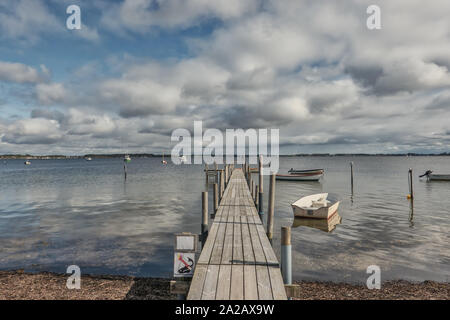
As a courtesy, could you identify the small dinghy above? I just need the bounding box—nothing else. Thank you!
[292,213,342,232]
[420,170,450,181]
[291,193,339,219]
[277,168,324,181]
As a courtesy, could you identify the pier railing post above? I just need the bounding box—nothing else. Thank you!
[213,183,218,219]
[258,155,264,223]
[267,173,276,244]
[281,226,292,285]
[201,191,208,248]
[220,170,225,199]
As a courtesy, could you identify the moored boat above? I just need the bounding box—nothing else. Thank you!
[420,170,450,181]
[292,212,342,232]
[124,155,131,162]
[288,168,324,175]
[291,193,340,219]
[24,160,31,165]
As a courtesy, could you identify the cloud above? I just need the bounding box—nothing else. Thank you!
[0,61,46,84]
[2,0,450,154]
[0,0,61,43]
[100,0,261,33]
[2,118,63,144]
[36,83,68,105]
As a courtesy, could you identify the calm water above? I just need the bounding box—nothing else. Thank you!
[0,156,449,283]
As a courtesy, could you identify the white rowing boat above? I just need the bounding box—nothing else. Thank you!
[292,213,342,232]
[276,168,324,181]
[291,193,340,219]
[420,170,450,181]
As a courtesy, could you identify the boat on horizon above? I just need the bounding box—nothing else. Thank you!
[124,155,131,162]
[24,160,31,165]
[161,153,167,165]
[179,155,187,164]
[291,193,340,219]
[85,157,92,161]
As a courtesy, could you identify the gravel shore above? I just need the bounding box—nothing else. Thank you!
[0,270,448,300]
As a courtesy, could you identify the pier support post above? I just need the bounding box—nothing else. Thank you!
[408,168,414,201]
[258,155,264,223]
[350,161,354,194]
[205,164,209,190]
[213,183,218,218]
[254,184,258,206]
[214,162,218,184]
[220,170,225,199]
[267,174,276,244]
[281,226,292,285]
[201,191,208,248]
[251,180,255,199]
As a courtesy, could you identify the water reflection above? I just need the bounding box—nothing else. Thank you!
[292,213,342,233]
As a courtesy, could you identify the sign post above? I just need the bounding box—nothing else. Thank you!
[173,233,198,299]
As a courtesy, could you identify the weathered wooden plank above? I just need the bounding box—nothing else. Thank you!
[197,222,218,264]
[248,215,267,265]
[268,266,287,300]
[202,264,220,300]
[216,265,231,300]
[256,265,273,300]
[241,216,255,264]
[230,265,244,300]
[210,204,230,264]
[221,214,234,264]
[187,264,208,300]
[253,215,279,266]
[233,213,243,264]
[243,265,258,300]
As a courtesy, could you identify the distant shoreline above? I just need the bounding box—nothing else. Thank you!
[1,153,449,160]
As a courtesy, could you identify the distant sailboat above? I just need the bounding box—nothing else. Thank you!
[124,155,131,162]
[179,155,187,164]
[161,153,167,165]
[85,157,92,161]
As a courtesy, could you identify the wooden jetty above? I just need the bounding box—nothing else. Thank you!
[187,168,287,300]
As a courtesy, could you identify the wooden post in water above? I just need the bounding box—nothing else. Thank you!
[205,164,209,190]
[201,191,208,248]
[124,163,127,180]
[267,173,276,244]
[258,155,264,223]
[281,226,292,285]
[214,162,218,184]
[408,168,414,201]
[350,161,354,194]
[251,180,255,199]
[213,183,218,218]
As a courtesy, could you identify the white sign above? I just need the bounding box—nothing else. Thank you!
[176,235,196,251]
[174,252,196,277]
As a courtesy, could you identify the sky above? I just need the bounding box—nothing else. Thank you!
[0,0,449,155]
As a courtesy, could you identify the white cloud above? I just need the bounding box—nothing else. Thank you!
[36,83,67,105]
[0,61,44,84]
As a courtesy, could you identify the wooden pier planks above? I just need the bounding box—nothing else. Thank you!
[187,169,286,300]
